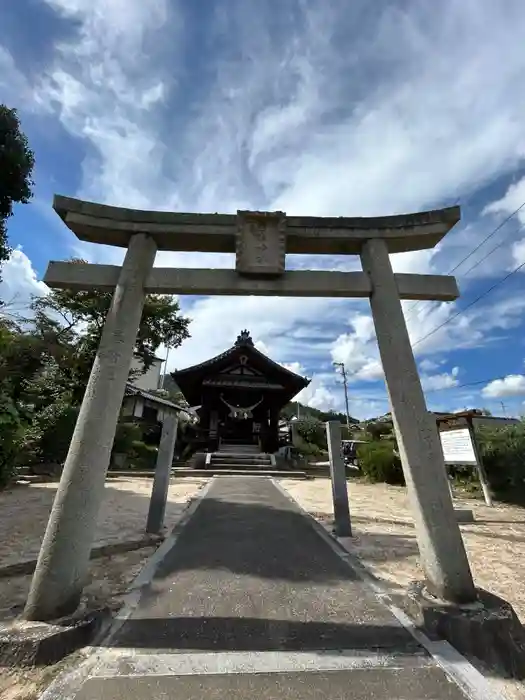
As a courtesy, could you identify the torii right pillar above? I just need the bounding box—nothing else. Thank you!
[361,239,476,604]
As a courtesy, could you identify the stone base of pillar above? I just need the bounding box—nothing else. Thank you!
[454,508,475,523]
[0,607,112,667]
[399,581,525,679]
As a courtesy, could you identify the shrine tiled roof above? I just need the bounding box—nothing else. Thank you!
[172,330,309,386]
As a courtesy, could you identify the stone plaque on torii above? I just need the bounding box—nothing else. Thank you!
[24,196,477,621]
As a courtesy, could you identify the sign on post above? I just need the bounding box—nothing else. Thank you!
[439,428,477,465]
[438,425,492,507]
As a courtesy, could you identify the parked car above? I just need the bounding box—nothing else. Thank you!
[341,440,367,468]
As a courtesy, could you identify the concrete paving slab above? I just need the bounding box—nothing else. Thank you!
[75,667,467,700]
[47,476,482,699]
[108,477,417,653]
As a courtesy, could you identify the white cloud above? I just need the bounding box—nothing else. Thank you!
[484,176,525,225]
[0,249,48,313]
[167,294,347,373]
[419,358,443,373]
[421,367,459,391]
[0,47,33,107]
[295,379,337,412]
[482,375,525,398]
[33,0,176,211]
[17,0,525,228]
[511,238,525,267]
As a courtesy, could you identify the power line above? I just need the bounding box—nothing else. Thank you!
[448,199,525,274]
[424,376,508,394]
[458,221,525,279]
[412,258,525,348]
[404,198,525,322]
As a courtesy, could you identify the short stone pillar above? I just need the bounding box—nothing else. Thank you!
[326,421,352,537]
[146,412,179,534]
[24,233,157,621]
[360,238,476,604]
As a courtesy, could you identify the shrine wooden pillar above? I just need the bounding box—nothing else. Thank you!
[268,407,280,453]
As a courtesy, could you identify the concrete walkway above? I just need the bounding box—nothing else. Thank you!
[56,477,481,699]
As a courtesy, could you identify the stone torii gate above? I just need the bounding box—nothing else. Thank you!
[23,196,477,621]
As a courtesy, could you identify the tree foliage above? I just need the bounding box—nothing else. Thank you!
[30,271,191,403]
[0,105,35,274]
[281,400,358,425]
[357,441,405,486]
[0,285,191,486]
[294,417,327,450]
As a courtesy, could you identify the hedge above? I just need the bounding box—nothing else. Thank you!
[357,440,405,486]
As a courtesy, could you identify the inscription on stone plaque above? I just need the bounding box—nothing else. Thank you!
[236,210,286,277]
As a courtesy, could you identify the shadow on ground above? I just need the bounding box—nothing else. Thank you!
[104,616,421,653]
[145,495,415,584]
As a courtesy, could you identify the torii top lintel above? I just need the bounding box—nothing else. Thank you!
[53,195,460,256]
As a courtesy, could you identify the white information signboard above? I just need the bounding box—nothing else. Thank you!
[439,428,477,465]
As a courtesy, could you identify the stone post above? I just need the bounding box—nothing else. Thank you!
[146,412,179,534]
[360,238,476,603]
[24,234,157,621]
[468,419,493,507]
[326,421,352,537]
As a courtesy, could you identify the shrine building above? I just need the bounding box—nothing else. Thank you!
[172,330,309,454]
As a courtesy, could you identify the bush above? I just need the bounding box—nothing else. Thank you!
[365,422,393,441]
[294,418,327,450]
[477,424,525,503]
[112,421,143,455]
[38,404,79,464]
[0,393,23,487]
[20,400,79,470]
[295,440,323,458]
[130,440,158,469]
[358,441,405,486]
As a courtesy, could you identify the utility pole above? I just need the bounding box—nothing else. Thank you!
[500,401,507,417]
[333,361,350,429]
[159,345,171,390]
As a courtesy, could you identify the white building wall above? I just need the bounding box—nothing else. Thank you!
[129,356,163,391]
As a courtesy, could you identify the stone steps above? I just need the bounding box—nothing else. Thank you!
[209,453,272,470]
[218,446,260,454]
[171,468,308,479]
[212,455,271,463]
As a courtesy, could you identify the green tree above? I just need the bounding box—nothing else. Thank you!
[365,421,393,441]
[280,400,358,424]
[0,319,49,483]
[30,272,191,403]
[0,289,191,483]
[294,417,327,451]
[0,105,35,278]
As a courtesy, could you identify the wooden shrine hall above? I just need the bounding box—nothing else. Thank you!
[172,330,309,453]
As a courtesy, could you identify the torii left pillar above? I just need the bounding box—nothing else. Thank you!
[23,233,157,621]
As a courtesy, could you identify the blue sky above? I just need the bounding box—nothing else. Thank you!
[1,0,525,419]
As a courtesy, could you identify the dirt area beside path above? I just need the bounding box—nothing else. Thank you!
[280,477,525,622]
[0,477,209,570]
[280,477,525,700]
[0,546,157,700]
[0,476,209,700]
